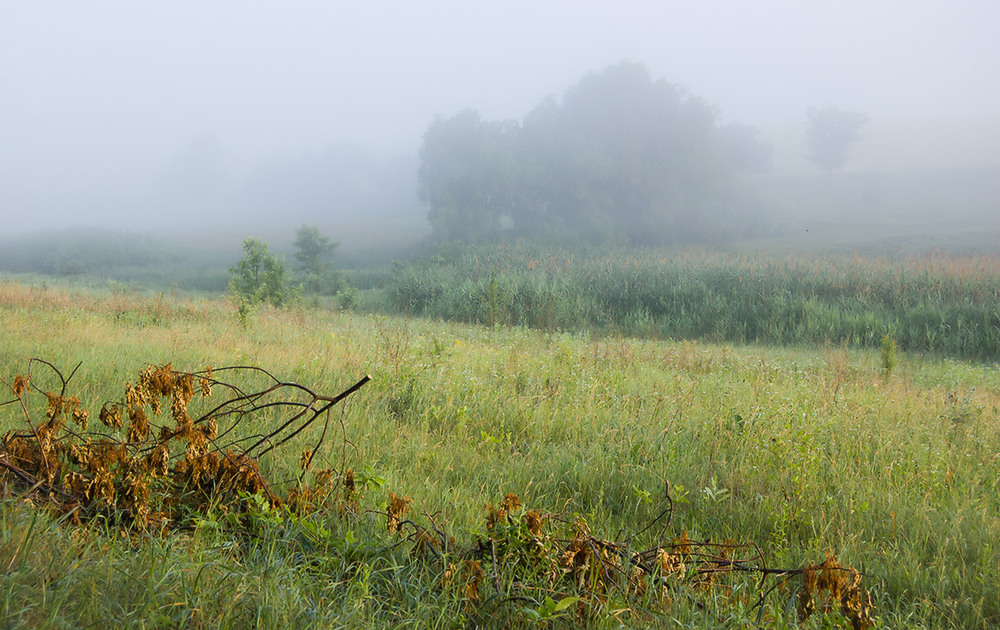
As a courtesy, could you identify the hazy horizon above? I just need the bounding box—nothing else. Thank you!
[2,1,998,236]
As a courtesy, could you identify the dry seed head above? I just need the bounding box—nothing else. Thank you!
[387,492,411,533]
[299,449,312,471]
[673,530,692,558]
[125,382,144,413]
[12,374,29,397]
[45,392,64,421]
[44,458,60,485]
[64,471,89,496]
[5,437,40,471]
[150,398,162,415]
[148,443,170,477]
[500,492,521,513]
[72,407,89,431]
[123,473,150,518]
[659,550,685,577]
[89,472,116,503]
[200,367,213,397]
[203,451,221,478]
[560,535,593,588]
[525,509,544,536]
[127,407,150,443]
[841,580,874,629]
[173,373,194,405]
[170,394,187,423]
[67,442,91,468]
[184,439,208,464]
[144,364,175,397]
[485,492,522,530]
[204,417,218,441]
[99,403,123,429]
[799,564,819,620]
[36,423,55,453]
[221,454,264,496]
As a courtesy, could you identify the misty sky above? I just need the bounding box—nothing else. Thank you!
[2,1,999,233]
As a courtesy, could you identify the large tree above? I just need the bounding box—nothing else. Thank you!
[417,61,769,245]
[418,110,521,241]
[805,106,870,177]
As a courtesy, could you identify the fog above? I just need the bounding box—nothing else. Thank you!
[2,1,998,242]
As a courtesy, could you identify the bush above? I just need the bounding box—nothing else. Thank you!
[228,237,292,308]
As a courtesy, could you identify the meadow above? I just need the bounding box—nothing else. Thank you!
[1,267,999,628]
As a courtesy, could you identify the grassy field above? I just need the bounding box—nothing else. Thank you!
[1,277,999,628]
[387,243,1000,362]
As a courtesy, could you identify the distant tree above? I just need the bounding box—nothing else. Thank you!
[531,61,728,243]
[418,61,766,245]
[805,106,869,177]
[418,110,521,241]
[293,224,337,274]
[229,237,290,307]
[292,224,341,294]
[417,61,771,245]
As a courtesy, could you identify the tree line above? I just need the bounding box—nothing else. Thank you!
[418,61,871,246]
[418,61,774,245]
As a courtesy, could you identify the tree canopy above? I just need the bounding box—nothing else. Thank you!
[805,106,870,176]
[418,61,771,245]
[293,224,338,277]
[292,224,342,295]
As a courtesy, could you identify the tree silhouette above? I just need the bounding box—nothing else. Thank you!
[805,106,869,177]
[292,224,338,277]
[418,62,768,244]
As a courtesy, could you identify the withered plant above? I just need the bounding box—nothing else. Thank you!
[1,358,369,530]
[384,487,874,628]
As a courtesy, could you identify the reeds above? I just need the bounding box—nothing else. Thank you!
[388,243,1000,360]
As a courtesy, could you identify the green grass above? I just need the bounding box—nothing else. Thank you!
[1,278,999,627]
[387,242,1000,362]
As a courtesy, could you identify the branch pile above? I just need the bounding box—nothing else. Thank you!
[1,358,369,529]
[389,490,874,628]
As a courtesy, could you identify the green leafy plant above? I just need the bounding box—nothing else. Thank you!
[228,236,292,308]
[336,285,358,311]
[701,476,730,504]
[522,596,582,625]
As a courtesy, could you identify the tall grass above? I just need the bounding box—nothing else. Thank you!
[387,242,1000,361]
[1,279,998,627]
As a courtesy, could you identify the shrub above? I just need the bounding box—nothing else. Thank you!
[228,237,291,308]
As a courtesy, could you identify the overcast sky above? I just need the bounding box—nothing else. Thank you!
[2,1,998,232]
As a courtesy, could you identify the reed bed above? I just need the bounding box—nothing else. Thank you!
[388,243,1000,361]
